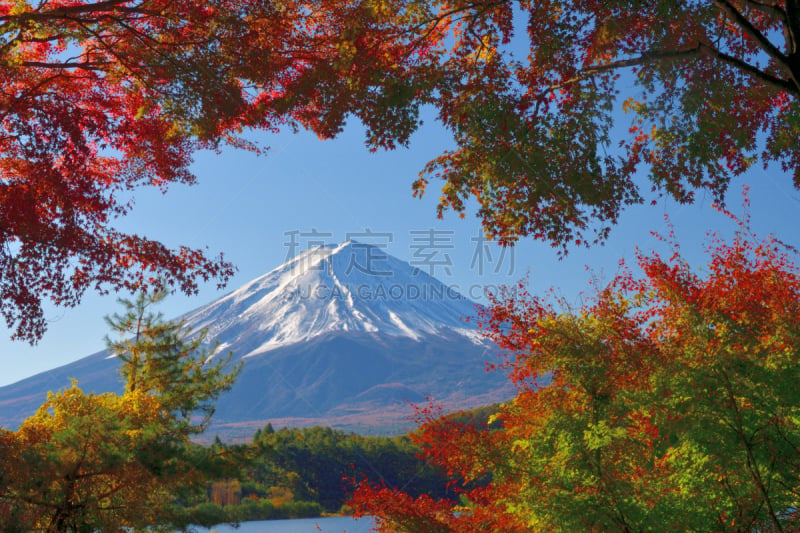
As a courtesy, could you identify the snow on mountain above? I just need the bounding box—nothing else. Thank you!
[0,241,511,437]
[183,241,484,358]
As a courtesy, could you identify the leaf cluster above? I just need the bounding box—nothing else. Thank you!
[0,292,242,531]
[6,2,800,340]
[352,217,800,531]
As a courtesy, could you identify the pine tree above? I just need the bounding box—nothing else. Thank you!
[0,291,245,531]
[105,289,241,435]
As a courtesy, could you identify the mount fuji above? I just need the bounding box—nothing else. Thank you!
[0,241,513,438]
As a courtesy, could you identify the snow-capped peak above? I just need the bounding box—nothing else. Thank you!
[182,241,483,358]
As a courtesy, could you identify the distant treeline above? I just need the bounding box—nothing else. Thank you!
[178,416,492,523]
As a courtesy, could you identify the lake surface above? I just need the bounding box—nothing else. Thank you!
[191,516,375,532]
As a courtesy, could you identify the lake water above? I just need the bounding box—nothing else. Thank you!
[191,516,375,532]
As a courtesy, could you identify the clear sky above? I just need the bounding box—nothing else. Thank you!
[1,109,798,387]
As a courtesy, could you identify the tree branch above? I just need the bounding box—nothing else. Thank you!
[712,0,789,66]
[21,60,106,70]
[0,0,140,22]
[718,368,784,532]
[698,39,798,92]
[786,0,800,58]
[538,40,796,106]
[742,0,789,20]
[744,0,796,55]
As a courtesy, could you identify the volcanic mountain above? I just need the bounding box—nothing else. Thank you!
[0,241,512,438]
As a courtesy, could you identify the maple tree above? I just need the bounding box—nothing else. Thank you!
[0,0,420,342]
[350,205,800,531]
[396,0,800,248]
[4,0,798,340]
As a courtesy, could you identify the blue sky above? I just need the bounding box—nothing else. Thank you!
[1,111,798,387]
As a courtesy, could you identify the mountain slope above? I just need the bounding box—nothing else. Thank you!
[184,240,484,354]
[0,242,512,437]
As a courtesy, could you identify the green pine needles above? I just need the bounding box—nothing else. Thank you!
[105,289,241,435]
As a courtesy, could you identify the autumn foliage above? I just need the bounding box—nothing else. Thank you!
[0,387,188,531]
[0,0,426,341]
[351,205,800,531]
[405,0,800,248]
[0,293,241,531]
[4,1,800,341]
